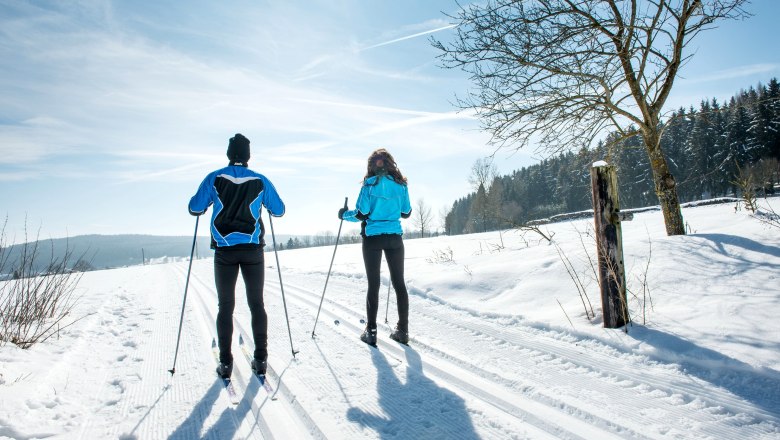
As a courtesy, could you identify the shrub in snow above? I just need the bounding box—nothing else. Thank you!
[0,222,84,349]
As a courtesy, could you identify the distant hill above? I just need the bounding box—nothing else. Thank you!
[0,233,295,274]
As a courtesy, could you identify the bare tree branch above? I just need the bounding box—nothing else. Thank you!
[433,0,750,236]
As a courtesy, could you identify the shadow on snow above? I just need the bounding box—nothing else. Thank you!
[347,346,479,439]
[168,375,262,440]
[632,326,780,420]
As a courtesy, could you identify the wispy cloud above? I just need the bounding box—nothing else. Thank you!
[0,171,31,182]
[0,1,522,238]
[0,116,90,164]
[115,160,219,184]
[680,63,780,83]
[357,111,472,139]
[359,22,457,52]
[289,98,453,117]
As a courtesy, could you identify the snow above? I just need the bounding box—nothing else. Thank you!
[1,199,779,439]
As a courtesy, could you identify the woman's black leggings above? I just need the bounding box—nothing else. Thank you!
[214,247,267,365]
[362,234,409,331]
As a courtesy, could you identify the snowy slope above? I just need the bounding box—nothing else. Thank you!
[1,200,779,439]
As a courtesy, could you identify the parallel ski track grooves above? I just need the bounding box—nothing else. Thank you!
[172,264,271,439]
[279,274,779,439]
[167,264,251,438]
[176,260,779,439]
[285,292,536,440]
[410,301,779,439]
[173,264,325,439]
[262,278,559,438]
[275,279,630,440]
[410,293,780,438]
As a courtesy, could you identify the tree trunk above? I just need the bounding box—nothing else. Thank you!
[644,131,686,236]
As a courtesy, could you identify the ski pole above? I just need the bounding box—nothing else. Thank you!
[267,210,299,358]
[168,216,199,375]
[384,282,392,324]
[312,197,348,338]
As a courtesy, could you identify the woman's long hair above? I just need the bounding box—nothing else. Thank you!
[363,148,407,184]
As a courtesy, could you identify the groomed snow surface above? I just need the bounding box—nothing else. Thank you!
[1,200,779,439]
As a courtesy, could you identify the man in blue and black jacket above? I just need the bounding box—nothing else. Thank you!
[188,133,285,379]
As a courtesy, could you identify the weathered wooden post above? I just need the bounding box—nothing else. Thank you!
[591,161,632,329]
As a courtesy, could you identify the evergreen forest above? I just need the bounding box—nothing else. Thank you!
[445,79,780,235]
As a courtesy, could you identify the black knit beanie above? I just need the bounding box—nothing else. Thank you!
[227,133,250,163]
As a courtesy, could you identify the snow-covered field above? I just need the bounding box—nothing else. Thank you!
[1,200,779,439]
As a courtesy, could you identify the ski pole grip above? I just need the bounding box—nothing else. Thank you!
[343,197,348,209]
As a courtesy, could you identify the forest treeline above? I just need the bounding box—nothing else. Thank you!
[445,78,780,235]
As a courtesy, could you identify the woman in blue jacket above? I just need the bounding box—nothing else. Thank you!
[188,133,285,379]
[339,148,412,346]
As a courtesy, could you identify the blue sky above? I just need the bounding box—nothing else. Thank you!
[1,0,779,241]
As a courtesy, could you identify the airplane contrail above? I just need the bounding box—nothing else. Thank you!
[360,23,458,51]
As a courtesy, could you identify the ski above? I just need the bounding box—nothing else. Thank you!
[238,334,276,399]
[211,338,240,405]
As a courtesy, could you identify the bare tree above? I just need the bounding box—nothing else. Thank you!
[300,235,314,248]
[467,158,499,232]
[412,198,434,238]
[468,157,498,191]
[434,0,749,236]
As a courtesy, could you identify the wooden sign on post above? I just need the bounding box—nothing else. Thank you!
[590,161,631,329]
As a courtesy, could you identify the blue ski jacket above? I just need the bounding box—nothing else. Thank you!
[188,164,285,248]
[342,174,412,236]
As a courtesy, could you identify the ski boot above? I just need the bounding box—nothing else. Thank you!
[251,358,267,376]
[389,326,409,345]
[360,326,377,346]
[216,361,233,379]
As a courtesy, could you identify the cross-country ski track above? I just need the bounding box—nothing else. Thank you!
[140,257,776,440]
[5,202,780,440]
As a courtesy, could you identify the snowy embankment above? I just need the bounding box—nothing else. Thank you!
[1,200,779,439]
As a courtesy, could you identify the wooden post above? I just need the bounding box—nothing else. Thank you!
[590,161,631,329]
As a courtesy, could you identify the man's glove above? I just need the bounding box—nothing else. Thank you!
[338,207,347,220]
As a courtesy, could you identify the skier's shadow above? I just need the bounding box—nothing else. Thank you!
[347,346,478,439]
[632,326,780,417]
[168,375,261,439]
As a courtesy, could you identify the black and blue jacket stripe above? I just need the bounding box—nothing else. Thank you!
[189,164,285,248]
